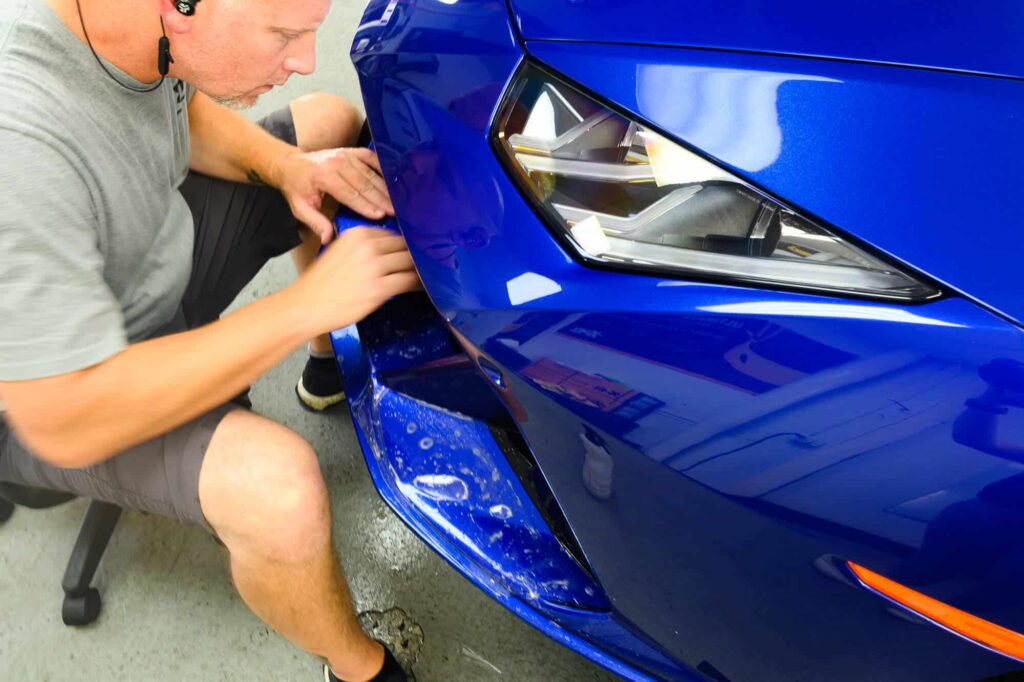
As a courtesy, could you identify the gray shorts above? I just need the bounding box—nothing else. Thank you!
[0,107,305,533]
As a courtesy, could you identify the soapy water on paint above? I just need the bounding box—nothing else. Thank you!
[360,361,602,608]
[398,345,423,360]
[543,579,570,591]
[489,504,513,520]
[412,474,469,501]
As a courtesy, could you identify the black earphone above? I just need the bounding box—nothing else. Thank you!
[175,0,200,17]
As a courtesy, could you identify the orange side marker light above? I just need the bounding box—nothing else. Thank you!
[847,560,1024,662]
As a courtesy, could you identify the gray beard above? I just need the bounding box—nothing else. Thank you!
[210,93,255,110]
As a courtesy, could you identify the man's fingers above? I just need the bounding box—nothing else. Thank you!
[293,201,336,245]
[320,172,386,221]
[352,155,390,202]
[381,270,424,297]
[355,147,385,175]
[336,229,409,261]
[299,148,394,220]
[345,154,394,216]
[358,169,393,215]
[376,249,416,275]
[369,233,411,255]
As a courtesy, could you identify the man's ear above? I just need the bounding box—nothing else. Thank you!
[158,0,193,35]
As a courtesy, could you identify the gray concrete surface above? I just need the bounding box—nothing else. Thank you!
[0,3,619,681]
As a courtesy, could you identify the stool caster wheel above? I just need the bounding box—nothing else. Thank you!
[0,498,13,523]
[62,588,101,626]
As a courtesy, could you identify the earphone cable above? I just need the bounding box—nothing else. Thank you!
[75,0,166,93]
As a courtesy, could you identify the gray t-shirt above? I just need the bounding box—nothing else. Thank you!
[0,0,194,381]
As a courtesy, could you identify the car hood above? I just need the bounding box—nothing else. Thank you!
[509,0,1024,81]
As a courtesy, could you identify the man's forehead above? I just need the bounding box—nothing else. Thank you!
[240,0,332,29]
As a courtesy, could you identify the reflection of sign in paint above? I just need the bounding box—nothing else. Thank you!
[558,313,855,395]
[355,0,400,32]
[494,313,571,347]
[522,357,639,412]
[723,341,806,386]
[612,393,663,421]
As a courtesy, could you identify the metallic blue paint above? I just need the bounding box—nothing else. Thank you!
[508,0,1024,80]
[342,0,1024,679]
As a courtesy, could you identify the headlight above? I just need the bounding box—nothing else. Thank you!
[492,65,940,302]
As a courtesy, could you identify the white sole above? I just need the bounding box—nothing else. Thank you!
[296,378,346,411]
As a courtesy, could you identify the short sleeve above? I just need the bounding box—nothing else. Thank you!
[0,129,128,380]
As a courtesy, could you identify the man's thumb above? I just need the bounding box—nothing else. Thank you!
[295,203,336,245]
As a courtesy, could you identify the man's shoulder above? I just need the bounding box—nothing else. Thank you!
[0,2,96,219]
[0,0,60,74]
[0,0,31,48]
[0,4,93,178]
[0,81,83,181]
[0,0,86,127]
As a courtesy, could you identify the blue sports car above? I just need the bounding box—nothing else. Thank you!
[332,1,1024,679]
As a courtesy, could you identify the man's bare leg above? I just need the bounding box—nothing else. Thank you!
[199,410,385,681]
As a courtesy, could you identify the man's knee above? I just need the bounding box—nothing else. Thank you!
[198,410,331,561]
[289,92,363,152]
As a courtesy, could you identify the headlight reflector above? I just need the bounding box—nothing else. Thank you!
[492,65,939,302]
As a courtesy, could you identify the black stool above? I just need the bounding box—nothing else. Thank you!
[0,483,122,626]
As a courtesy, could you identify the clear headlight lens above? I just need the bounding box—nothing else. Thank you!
[492,65,939,302]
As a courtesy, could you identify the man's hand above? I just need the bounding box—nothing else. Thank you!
[187,93,394,243]
[272,148,395,244]
[289,226,422,333]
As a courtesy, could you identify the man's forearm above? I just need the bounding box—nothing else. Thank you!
[8,287,317,467]
[188,91,296,187]
[1,228,418,468]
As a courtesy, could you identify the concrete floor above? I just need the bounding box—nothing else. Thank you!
[0,3,618,681]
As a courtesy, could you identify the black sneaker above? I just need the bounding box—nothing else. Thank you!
[296,355,346,411]
[322,643,410,682]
